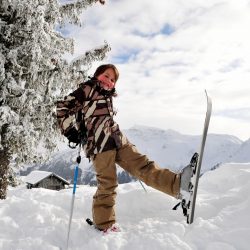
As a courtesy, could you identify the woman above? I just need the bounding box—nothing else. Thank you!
[56,64,193,232]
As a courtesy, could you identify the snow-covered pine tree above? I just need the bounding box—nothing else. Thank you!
[0,0,109,199]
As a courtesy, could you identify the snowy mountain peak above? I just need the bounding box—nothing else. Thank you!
[20,125,250,185]
[130,125,182,136]
[208,133,242,144]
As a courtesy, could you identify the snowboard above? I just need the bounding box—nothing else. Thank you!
[174,90,212,224]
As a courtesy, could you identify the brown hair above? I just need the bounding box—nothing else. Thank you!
[93,64,119,83]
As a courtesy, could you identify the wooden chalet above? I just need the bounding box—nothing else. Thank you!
[25,171,70,190]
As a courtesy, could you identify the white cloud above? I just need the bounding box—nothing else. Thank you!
[63,0,250,140]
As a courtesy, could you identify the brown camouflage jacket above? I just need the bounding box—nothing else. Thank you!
[56,79,125,157]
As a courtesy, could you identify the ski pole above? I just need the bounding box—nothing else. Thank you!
[139,180,147,193]
[66,144,81,250]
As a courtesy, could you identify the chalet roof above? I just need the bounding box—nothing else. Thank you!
[25,170,70,185]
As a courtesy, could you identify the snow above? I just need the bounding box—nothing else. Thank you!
[25,170,53,185]
[1,163,250,249]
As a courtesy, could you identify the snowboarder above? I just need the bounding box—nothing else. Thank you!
[56,64,193,232]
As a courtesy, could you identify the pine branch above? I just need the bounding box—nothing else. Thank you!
[59,0,105,25]
[70,42,110,70]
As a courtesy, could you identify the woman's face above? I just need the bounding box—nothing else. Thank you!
[97,68,116,90]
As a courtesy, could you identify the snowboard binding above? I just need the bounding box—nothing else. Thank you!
[173,152,199,222]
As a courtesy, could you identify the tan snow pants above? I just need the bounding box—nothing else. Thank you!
[91,142,180,230]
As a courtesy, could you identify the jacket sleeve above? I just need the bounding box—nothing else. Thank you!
[56,86,85,135]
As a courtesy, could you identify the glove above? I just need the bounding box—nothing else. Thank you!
[65,127,80,144]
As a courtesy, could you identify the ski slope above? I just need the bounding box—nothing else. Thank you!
[1,163,250,250]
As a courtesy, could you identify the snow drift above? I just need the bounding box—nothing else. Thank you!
[1,163,250,250]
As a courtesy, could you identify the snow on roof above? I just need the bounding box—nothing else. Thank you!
[25,170,70,185]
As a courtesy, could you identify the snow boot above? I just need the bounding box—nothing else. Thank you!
[86,218,120,234]
[180,165,193,193]
[102,224,121,234]
[179,153,198,198]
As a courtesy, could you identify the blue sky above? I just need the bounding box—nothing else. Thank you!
[61,0,250,141]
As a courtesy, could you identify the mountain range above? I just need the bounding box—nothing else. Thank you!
[20,125,250,184]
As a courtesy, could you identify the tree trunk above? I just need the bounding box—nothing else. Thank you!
[0,149,9,199]
[0,125,10,199]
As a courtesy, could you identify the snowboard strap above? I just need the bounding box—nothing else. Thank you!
[172,199,188,217]
[86,218,94,226]
[172,202,181,210]
[86,218,106,232]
